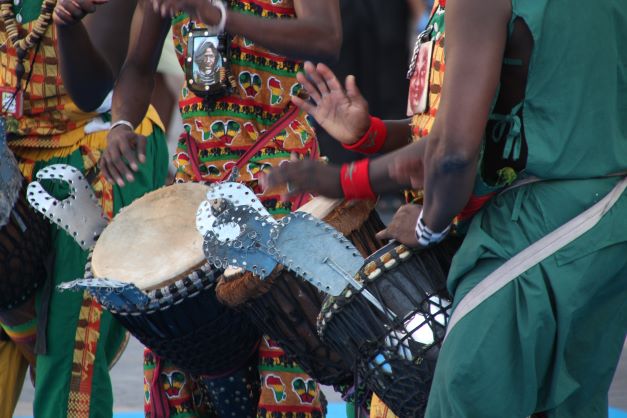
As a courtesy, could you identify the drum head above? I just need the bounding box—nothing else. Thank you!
[92,183,209,291]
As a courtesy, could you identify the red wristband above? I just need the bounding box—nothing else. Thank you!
[340,159,377,201]
[342,116,387,154]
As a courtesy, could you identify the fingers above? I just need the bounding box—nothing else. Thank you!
[53,6,74,25]
[345,75,366,106]
[260,162,291,191]
[135,135,147,164]
[290,95,317,117]
[71,0,95,13]
[316,63,343,93]
[101,130,146,187]
[375,228,392,241]
[100,147,126,187]
[53,1,85,25]
[305,61,330,97]
[297,65,322,104]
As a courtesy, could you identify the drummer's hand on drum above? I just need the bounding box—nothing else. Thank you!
[260,156,343,199]
[101,125,146,187]
[292,62,371,146]
[376,204,421,247]
[53,0,108,26]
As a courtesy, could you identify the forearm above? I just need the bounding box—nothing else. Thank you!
[111,2,170,126]
[369,139,426,194]
[56,23,114,112]
[111,68,154,127]
[214,10,341,62]
[380,119,412,153]
[421,137,477,232]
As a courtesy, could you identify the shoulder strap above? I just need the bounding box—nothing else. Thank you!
[445,176,627,340]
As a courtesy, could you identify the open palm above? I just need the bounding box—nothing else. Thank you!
[292,62,371,145]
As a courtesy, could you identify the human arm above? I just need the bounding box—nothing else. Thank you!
[53,0,127,111]
[100,0,171,186]
[375,0,511,246]
[260,139,426,199]
[417,0,510,233]
[153,0,341,62]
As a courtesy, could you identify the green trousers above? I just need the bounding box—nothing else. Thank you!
[32,127,168,418]
[426,177,627,418]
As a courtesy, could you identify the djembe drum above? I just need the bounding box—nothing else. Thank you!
[215,197,385,386]
[0,129,50,369]
[0,184,49,312]
[79,183,262,379]
[317,239,462,417]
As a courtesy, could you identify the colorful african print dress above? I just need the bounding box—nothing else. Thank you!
[143,1,324,418]
[0,1,169,416]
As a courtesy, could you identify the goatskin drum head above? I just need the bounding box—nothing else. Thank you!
[92,183,209,290]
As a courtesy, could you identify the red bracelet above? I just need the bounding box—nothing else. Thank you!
[340,159,377,201]
[343,116,388,154]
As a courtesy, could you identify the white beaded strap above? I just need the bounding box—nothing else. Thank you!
[415,208,451,247]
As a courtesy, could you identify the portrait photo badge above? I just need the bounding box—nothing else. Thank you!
[186,29,230,99]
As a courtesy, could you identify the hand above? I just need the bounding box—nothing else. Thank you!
[260,158,343,199]
[53,0,108,26]
[150,0,220,21]
[388,141,425,189]
[376,204,422,247]
[100,125,146,187]
[292,62,371,146]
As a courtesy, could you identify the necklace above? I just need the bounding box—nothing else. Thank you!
[0,0,55,85]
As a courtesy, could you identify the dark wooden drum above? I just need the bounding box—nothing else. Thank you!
[216,198,385,386]
[318,239,461,417]
[76,183,261,378]
[0,184,50,311]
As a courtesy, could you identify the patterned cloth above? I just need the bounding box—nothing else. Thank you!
[171,0,317,217]
[1,5,169,417]
[0,338,29,418]
[143,2,326,417]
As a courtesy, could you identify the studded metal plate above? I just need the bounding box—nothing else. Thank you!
[26,164,107,250]
[203,205,278,279]
[272,212,365,296]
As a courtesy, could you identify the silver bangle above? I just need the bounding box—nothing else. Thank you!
[209,0,228,33]
[110,120,135,132]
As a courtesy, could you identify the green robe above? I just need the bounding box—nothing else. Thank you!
[32,129,168,418]
[426,1,627,417]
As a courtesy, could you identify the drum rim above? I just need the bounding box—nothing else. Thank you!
[317,242,452,338]
[83,247,219,315]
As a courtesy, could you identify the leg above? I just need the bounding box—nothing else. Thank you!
[143,348,217,418]
[425,258,557,418]
[257,336,326,418]
[426,242,627,418]
[0,338,28,418]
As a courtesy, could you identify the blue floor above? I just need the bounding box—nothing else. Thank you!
[15,406,627,418]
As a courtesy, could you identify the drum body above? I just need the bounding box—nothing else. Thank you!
[87,260,261,376]
[0,185,49,311]
[217,200,385,386]
[318,239,461,417]
[83,183,261,377]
